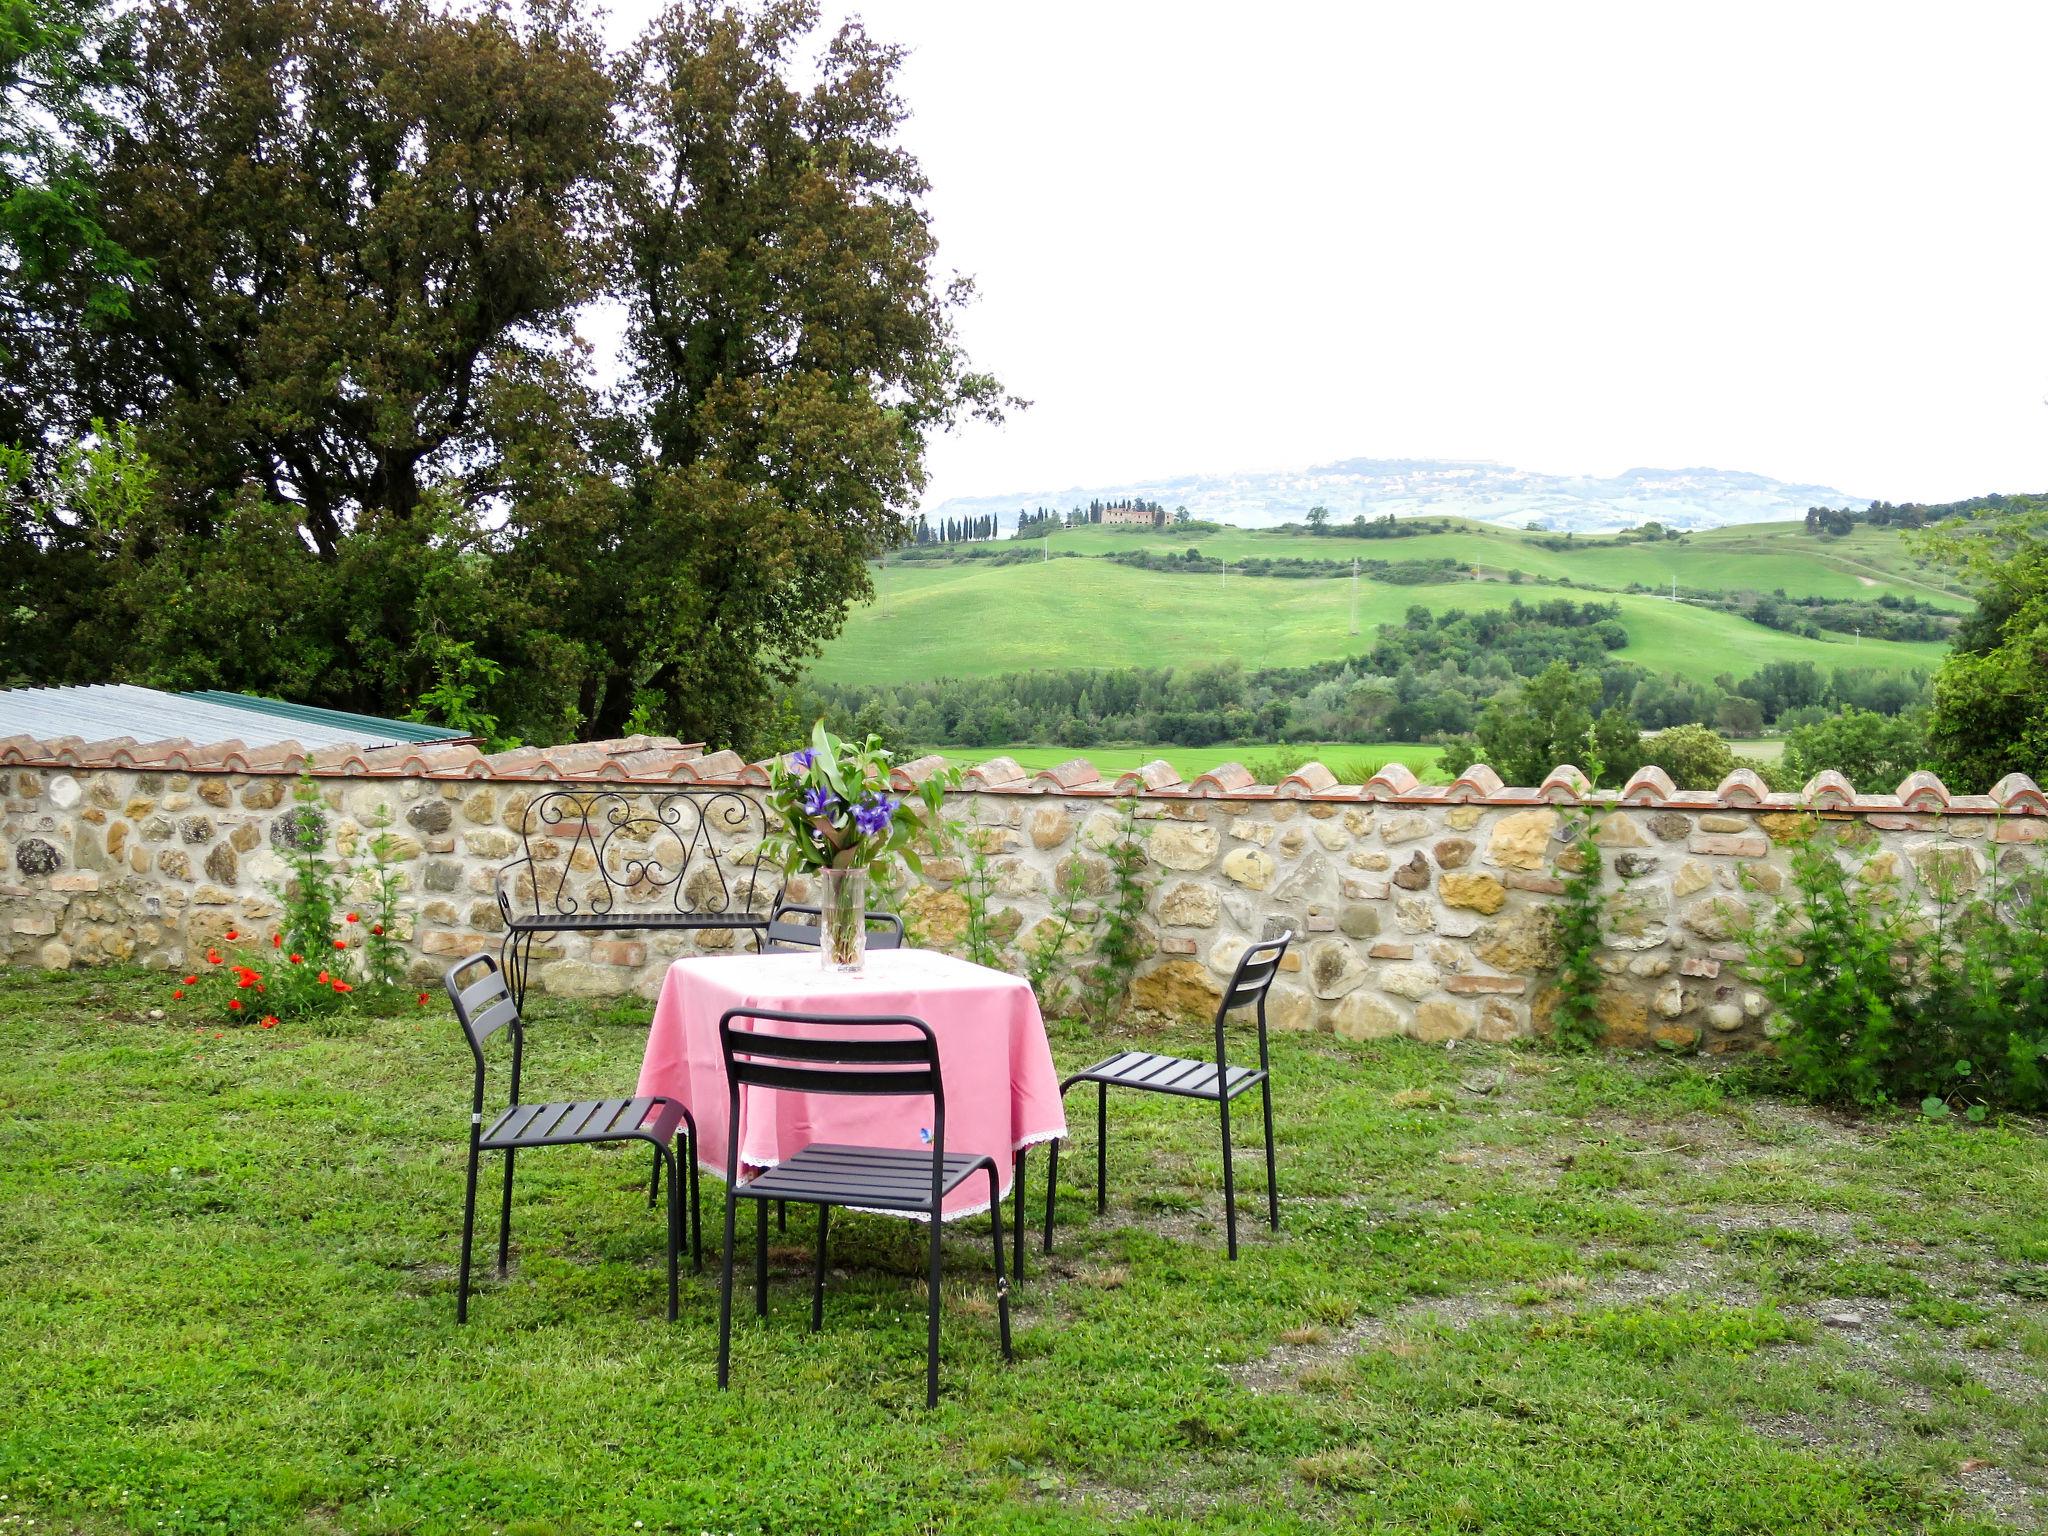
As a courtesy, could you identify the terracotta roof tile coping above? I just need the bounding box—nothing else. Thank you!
[1115,759,1184,793]
[1032,758,1102,792]
[0,734,2041,817]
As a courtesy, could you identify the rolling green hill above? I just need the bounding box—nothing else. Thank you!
[816,554,1950,688]
[1004,518,1971,608]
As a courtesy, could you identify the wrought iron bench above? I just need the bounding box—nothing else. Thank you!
[494,787,776,1008]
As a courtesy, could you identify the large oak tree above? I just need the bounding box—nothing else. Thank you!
[0,0,998,750]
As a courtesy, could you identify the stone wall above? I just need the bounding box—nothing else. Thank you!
[1,735,2043,1052]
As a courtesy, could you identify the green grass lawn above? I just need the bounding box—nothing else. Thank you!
[5,971,2047,1532]
[822,559,1947,688]
[925,742,1448,782]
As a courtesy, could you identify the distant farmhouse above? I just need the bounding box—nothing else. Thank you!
[1101,505,1155,526]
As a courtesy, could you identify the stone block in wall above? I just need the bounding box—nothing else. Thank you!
[1487,810,1558,870]
[1221,847,1275,890]
[1305,938,1369,999]
[1333,991,1402,1040]
[1129,959,1221,1021]
[1148,823,1219,871]
[1412,1000,1474,1042]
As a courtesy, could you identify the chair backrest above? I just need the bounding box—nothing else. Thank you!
[1216,931,1293,1075]
[1222,931,1294,1016]
[716,1007,946,1189]
[761,899,906,953]
[445,953,523,1110]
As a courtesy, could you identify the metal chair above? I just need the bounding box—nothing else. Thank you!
[758,897,907,953]
[444,953,701,1324]
[1043,932,1293,1260]
[713,1007,1012,1408]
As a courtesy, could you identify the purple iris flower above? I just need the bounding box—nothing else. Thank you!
[789,748,816,771]
[801,785,834,818]
[852,795,897,838]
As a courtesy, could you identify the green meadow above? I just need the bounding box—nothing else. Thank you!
[822,556,1949,688]
[1023,519,1972,609]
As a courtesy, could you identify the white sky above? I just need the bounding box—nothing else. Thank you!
[605,1,2048,509]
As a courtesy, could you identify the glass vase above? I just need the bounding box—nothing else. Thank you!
[817,866,868,974]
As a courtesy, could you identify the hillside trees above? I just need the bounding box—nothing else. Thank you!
[1918,511,2048,791]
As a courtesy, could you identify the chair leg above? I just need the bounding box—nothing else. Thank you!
[659,1143,680,1323]
[987,1165,1012,1362]
[686,1132,703,1272]
[1096,1081,1108,1215]
[1010,1146,1026,1283]
[811,1204,830,1332]
[497,1147,517,1274]
[648,1142,661,1208]
[457,1140,482,1323]
[925,1202,944,1409]
[1219,1091,1239,1261]
[755,1198,770,1317]
[1260,1075,1279,1231]
[716,1188,739,1390]
[1043,1133,1062,1253]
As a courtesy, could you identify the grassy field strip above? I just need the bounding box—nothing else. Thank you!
[822,558,1948,688]
[929,739,1781,781]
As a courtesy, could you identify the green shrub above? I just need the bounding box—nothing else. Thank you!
[1743,833,2048,1113]
[1639,724,1739,791]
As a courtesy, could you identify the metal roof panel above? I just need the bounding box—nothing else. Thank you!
[0,685,463,751]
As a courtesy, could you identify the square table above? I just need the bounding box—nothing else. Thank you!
[636,949,1066,1247]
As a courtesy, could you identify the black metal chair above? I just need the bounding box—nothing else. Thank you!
[713,1007,1012,1408]
[444,953,701,1324]
[1043,931,1293,1260]
[758,897,907,953]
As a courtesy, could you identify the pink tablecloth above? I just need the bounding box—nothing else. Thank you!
[636,948,1065,1219]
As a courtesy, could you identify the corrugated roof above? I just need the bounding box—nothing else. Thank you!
[179,691,463,745]
[0,685,464,751]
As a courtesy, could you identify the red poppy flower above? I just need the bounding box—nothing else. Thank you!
[417,992,430,1006]
[317,970,329,984]
[371,924,384,936]
[272,934,282,949]
[228,999,243,1011]
[224,929,239,941]
[289,953,303,964]
[345,913,358,924]
[206,949,221,965]
[173,989,185,1000]
[260,1016,277,1029]
[182,974,197,985]
[331,980,353,994]
[333,939,347,950]
[237,975,252,988]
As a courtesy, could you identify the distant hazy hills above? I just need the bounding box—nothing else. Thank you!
[928,457,1866,535]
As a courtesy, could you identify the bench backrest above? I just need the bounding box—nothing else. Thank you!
[495,788,772,923]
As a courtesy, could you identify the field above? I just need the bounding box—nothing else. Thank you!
[1021,520,1973,608]
[933,738,1780,782]
[821,557,1951,688]
[931,742,1448,782]
[6,970,2046,1532]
